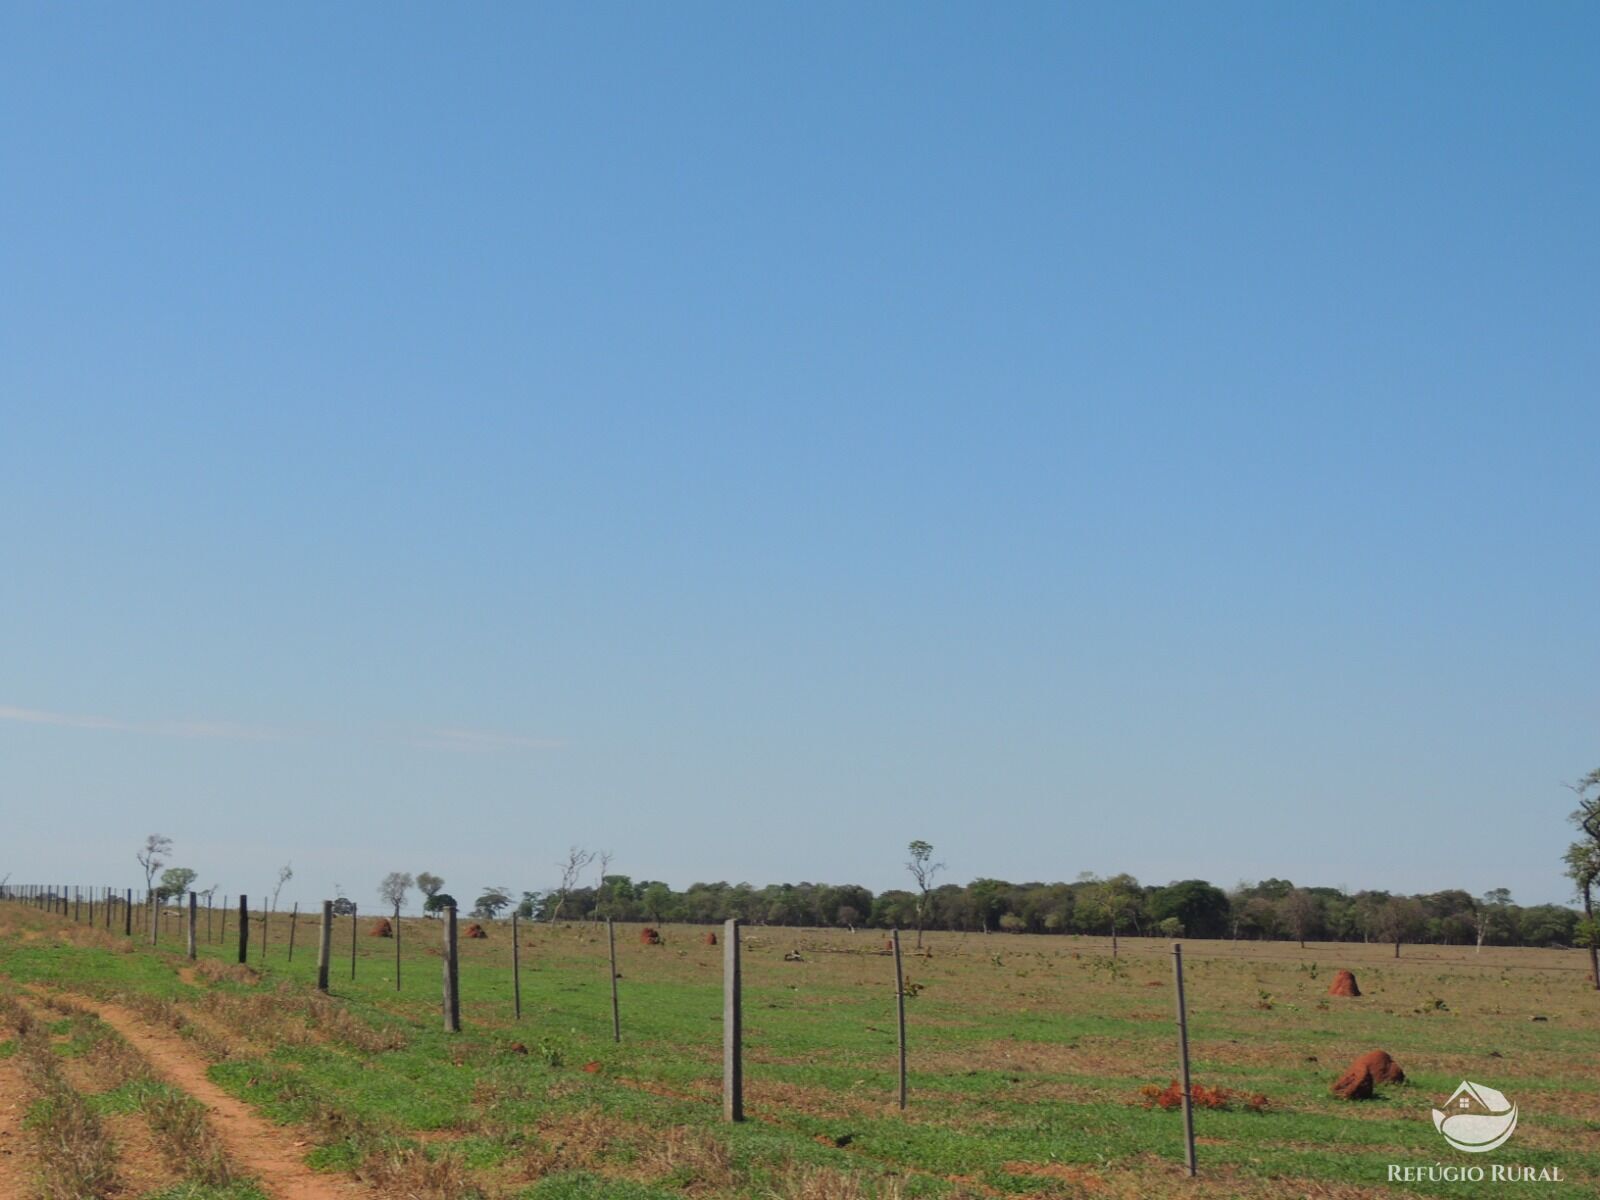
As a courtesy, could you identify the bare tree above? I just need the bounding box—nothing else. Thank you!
[379,872,414,913]
[270,863,294,912]
[137,834,172,895]
[595,850,613,919]
[551,846,595,923]
[906,840,944,949]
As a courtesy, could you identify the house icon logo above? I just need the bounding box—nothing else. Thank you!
[1432,1081,1518,1153]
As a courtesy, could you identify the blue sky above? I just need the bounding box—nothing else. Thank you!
[2,5,1596,910]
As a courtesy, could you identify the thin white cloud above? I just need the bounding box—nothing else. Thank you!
[413,727,563,753]
[0,705,282,742]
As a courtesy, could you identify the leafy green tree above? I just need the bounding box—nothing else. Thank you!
[423,892,457,915]
[157,866,197,901]
[641,882,673,924]
[416,872,445,916]
[473,887,512,919]
[1148,880,1231,940]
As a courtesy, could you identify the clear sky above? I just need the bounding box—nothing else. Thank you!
[2,5,1596,912]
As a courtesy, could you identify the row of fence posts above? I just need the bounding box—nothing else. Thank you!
[1,884,1201,1176]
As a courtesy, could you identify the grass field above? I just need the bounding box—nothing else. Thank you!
[0,899,1595,1199]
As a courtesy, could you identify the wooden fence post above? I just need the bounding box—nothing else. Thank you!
[237,894,249,965]
[608,917,620,1042]
[288,902,299,961]
[261,906,269,965]
[511,911,521,1019]
[1173,942,1197,1178]
[442,906,461,1032]
[220,895,229,945]
[149,890,159,946]
[394,903,402,991]
[350,902,358,981]
[723,917,743,1122]
[87,887,93,926]
[893,927,908,1110]
[316,901,333,992]
[124,888,132,937]
[187,891,197,960]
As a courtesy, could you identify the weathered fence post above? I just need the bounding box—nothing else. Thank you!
[511,911,521,1019]
[893,927,908,1110]
[87,887,93,926]
[206,894,213,943]
[221,894,229,945]
[316,900,333,992]
[442,906,461,1032]
[261,906,269,965]
[288,902,299,962]
[723,917,743,1122]
[350,902,358,981]
[124,888,132,937]
[75,886,80,922]
[1173,942,1197,1178]
[148,890,158,946]
[394,903,402,991]
[608,917,620,1042]
[237,894,249,965]
[187,891,197,960]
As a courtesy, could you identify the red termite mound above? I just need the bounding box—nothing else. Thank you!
[1328,969,1361,997]
[703,931,717,945]
[640,927,662,945]
[464,923,488,939]
[1331,1050,1404,1100]
[368,918,394,938]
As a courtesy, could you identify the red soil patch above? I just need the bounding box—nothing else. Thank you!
[1328,969,1361,997]
[368,918,393,938]
[1140,1080,1267,1112]
[1331,1050,1404,1100]
[583,1060,603,1073]
[464,923,488,939]
[639,927,662,945]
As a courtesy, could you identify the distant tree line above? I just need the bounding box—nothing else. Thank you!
[386,870,1582,950]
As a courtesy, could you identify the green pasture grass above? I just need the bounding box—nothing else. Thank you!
[1,901,1596,1197]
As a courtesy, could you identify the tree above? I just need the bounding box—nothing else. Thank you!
[473,887,512,919]
[416,872,445,916]
[642,881,673,924]
[594,851,613,918]
[1563,841,1600,990]
[1373,897,1427,958]
[137,834,172,895]
[1148,880,1232,940]
[1473,888,1513,952]
[423,892,457,916]
[551,846,595,922]
[1277,888,1321,949]
[157,867,197,901]
[378,872,414,914]
[906,840,944,948]
[332,897,356,917]
[270,863,293,913]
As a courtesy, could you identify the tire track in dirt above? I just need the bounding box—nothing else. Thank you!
[63,994,377,1200]
[0,1048,36,1199]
